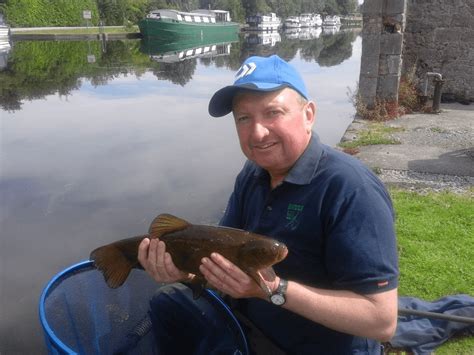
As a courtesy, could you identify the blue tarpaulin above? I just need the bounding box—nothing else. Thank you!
[390,294,474,354]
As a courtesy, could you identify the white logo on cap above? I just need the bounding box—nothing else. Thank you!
[235,62,256,80]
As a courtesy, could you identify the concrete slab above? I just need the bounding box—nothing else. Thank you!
[342,103,474,178]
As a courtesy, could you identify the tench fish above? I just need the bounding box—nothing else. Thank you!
[90,214,288,298]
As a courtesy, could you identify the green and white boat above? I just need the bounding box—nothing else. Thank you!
[138,9,239,40]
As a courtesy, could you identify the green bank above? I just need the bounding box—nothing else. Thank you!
[391,189,474,354]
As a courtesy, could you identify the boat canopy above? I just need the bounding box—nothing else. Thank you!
[193,9,232,22]
[147,9,216,23]
[147,9,233,23]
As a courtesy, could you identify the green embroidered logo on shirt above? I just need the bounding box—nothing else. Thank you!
[286,203,304,221]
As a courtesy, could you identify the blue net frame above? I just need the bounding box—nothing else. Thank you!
[39,260,248,355]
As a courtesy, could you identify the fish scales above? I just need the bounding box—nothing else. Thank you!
[90,213,288,299]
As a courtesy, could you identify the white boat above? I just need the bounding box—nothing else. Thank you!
[0,25,11,70]
[323,15,341,26]
[299,14,313,27]
[246,12,281,31]
[283,16,301,29]
[299,13,323,27]
[312,14,323,27]
[0,25,10,38]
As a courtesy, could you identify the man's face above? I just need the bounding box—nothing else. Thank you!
[232,88,315,179]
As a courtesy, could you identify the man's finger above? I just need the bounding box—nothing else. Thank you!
[137,238,150,266]
[210,252,250,280]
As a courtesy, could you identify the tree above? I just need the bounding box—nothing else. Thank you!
[336,0,357,15]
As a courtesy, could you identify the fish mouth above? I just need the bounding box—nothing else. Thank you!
[275,242,288,261]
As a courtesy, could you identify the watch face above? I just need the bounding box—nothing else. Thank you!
[271,294,285,306]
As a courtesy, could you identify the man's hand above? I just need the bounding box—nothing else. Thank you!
[138,237,193,283]
[199,252,279,299]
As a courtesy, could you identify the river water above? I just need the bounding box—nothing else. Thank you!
[0,28,361,353]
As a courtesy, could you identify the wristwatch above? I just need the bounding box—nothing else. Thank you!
[270,278,288,306]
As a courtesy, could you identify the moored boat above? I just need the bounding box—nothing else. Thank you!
[299,13,323,27]
[245,13,281,31]
[323,15,341,27]
[283,16,301,29]
[138,9,239,40]
[312,14,323,27]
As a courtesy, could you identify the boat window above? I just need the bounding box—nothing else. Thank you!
[177,14,182,21]
[194,16,201,22]
[203,17,209,23]
[184,15,192,22]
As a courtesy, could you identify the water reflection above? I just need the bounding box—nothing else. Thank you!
[140,32,239,63]
[0,28,361,354]
[0,29,359,111]
[244,31,281,46]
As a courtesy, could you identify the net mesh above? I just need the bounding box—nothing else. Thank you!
[40,261,247,355]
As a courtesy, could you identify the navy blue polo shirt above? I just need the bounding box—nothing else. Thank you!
[220,134,398,354]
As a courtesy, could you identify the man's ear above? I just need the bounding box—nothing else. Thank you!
[304,101,316,131]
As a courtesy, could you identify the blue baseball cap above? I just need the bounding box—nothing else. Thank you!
[208,55,309,117]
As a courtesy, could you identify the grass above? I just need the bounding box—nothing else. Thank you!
[338,123,404,149]
[390,189,474,354]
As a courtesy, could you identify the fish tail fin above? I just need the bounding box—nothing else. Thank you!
[148,213,189,238]
[90,236,143,288]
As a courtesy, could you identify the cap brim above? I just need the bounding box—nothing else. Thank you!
[208,83,288,117]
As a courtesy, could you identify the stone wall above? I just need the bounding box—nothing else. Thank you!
[402,0,474,102]
[358,0,407,107]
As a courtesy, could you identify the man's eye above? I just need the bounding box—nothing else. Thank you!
[236,116,248,123]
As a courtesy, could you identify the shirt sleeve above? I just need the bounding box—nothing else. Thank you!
[323,181,399,294]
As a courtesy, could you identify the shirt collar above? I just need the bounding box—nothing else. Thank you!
[252,134,323,185]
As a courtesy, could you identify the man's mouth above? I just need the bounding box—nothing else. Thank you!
[253,142,277,150]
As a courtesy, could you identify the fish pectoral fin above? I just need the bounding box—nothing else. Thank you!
[182,276,207,300]
[248,269,272,298]
[148,214,190,238]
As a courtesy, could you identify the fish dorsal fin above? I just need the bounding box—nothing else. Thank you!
[148,213,190,238]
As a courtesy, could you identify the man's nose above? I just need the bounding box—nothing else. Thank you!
[251,121,269,140]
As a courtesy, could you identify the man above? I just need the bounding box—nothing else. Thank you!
[139,55,399,354]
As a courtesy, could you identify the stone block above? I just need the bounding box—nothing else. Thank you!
[361,34,381,55]
[380,33,403,54]
[461,30,474,43]
[379,55,402,75]
[384,0,407,16]
[362,19,383,34]
[358,76,378,106]
[362,0,383,15]
[434,28,462,43]
[377,75,400,100]
[360,54,380,77]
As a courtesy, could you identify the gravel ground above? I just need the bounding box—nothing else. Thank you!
[376,169,473,195]
[340,103,473,196]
